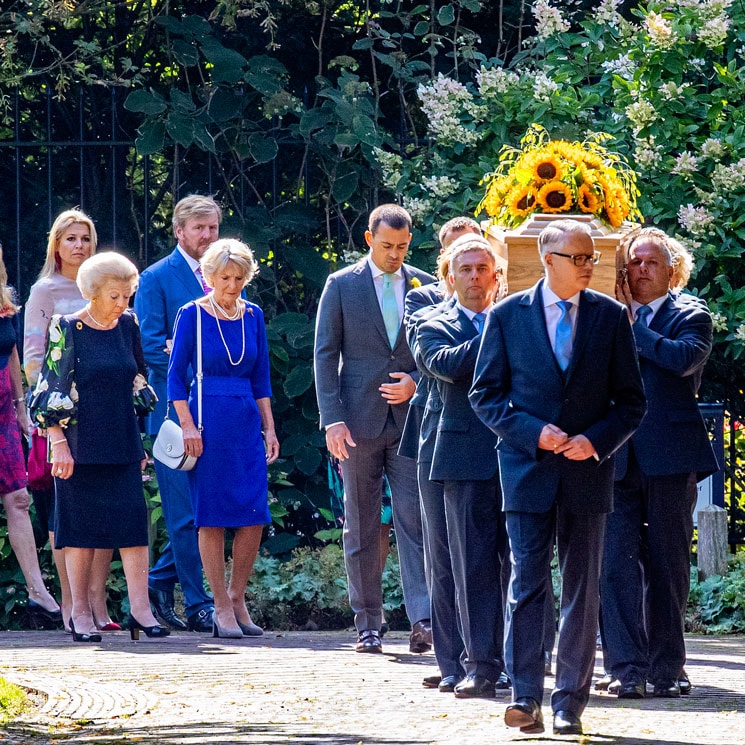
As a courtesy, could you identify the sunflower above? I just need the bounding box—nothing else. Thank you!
[536,181,573,213]
[506,184,536,218]
[577,183,600,214]
[524,150,563,182]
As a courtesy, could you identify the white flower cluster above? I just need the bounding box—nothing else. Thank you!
[678,203,715,236]
[533,0,570,40]
[659,81,690,101]
[593,0,623,26]
[701,138,726,160]
[625,98,657,130]
[417,74,485,147]
[711,312,729,332]
[373,148,404,192]
[600,54,635,80]
[734,323,745,342]
[476,66,520,98]
[421,175,459,199]
[672,152,699,179]
[402,196,434,223]
[533,71,559,102]
[698,15,731,49]
[711,158,745,191]
[645,11,676,49]
[342,249,366,265]
[634,135,663,169]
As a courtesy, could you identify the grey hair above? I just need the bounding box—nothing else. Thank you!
[447,234,499,270]
[537,219,593,257]
[200,238,259,288]
[77,252,139,300]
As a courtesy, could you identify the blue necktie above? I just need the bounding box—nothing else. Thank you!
[473,312,486,333]
[382,273,400,347]
[636,305,652,326]
[554,300,573,371]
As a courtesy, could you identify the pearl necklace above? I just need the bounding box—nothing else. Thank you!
[207,296,245,366]
[209,294,241,321]
[86,307,113,329]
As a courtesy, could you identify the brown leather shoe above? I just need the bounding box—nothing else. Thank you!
[422,674,442,688]
[356,629,382,653]
[409,618,432,654]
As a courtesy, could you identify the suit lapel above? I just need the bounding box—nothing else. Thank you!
[355,262,390,346]
[170,249,203,298]
[566,290,600,379]
[523,281,559,373]
[648,293,676,331]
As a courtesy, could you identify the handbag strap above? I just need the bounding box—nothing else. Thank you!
[196,301,203,432]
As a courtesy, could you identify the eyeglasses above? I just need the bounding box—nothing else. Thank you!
[549,250,602,267]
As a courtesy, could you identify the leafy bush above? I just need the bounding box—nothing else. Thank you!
[688,552,745,633]
[0,677,26,724]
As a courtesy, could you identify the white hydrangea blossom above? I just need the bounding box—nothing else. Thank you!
[420,175,459,199]
[373,148,404,192]
[342,249,366,264]
[625,98,657,130]
[533,71,559,102]
[402,196,434,223]
[693,185,717,205]
[600,54,636,80]
[711,158,745,191]
[417,74,485,147]
[645,11,676,49]
[533,0,570,40]
[735,323,745,342]
[593,0,623,26]
[634,135,663,169]
[671,152,699,179]
[476,66,520,97]
[711,312,729,333]
[701,138,726,160]
[698,15,731,48]
[659,81,690,100]
[678,204,715,236]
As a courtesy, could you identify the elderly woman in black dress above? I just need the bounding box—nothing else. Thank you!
[31,252,168,642]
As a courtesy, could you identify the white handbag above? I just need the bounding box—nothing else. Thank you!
[153,304,203,471]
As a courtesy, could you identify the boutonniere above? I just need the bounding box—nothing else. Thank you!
[247,307,254,316]
[410,277,422,289]
[76,321,83,330]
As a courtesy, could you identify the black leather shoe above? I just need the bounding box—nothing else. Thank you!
[653,679,680,698]
[149,588,188,631]
[454,674,496,699]
[679,671,692,695]
[495,671,511,690]
[544,650,552,676]
[409,619,432,654]
[356,629,382,653]
[422,674,441,689]
[617,679,646,699]
[505,697,544,734]
[553,710,583,736]
[186,607,214,632]
[438,674,464,693]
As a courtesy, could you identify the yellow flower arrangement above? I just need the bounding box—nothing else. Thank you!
[478,124,640,229]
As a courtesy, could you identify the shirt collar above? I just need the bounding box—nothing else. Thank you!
[456,301,489,321]
[542,282,580,309]
[177,245,201,272]
[631,293,667,318]
[367,255,403,280]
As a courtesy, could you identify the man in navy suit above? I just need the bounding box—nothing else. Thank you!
[470,220,645,735]
[135,195,219,632]
[417,234,508,698]
[314,204,435,654]
[601,228,719,699]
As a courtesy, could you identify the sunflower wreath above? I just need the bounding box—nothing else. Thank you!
[478,124,641,229]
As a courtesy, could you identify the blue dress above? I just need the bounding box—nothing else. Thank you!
[167,302,272,528]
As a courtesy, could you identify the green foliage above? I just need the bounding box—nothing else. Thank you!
[0,677,26,724]
[688,552,745,633]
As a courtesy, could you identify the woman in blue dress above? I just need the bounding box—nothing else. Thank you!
[168,238,279,639]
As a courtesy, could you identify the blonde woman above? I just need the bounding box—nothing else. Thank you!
[23,209,118,632]
[0,243,61,624]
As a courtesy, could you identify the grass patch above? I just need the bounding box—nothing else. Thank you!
[0,677,27,724]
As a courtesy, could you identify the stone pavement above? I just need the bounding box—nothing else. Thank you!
[1,629,744,744]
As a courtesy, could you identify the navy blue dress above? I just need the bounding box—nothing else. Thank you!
[167,302,272,528]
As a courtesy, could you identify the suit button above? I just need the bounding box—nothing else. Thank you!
[390,355,395,360]
[564,399,570,404]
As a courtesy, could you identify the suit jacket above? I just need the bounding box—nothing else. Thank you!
[134,248,203,433]
[470,280,646,514]
[314,259,435,440]
[418,304,499,482]
[616,292,719,480]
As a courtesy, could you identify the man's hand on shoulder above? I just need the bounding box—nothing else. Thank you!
[379,372,416,405]
[326,423,356,461]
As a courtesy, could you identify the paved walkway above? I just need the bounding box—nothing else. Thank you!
[1,630,744,744]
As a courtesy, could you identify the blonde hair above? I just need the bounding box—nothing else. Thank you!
[76,252,139,300]
[0,243,20,316]
[200,239,259,288]
[38,209,98,280]
[172,195,222,233]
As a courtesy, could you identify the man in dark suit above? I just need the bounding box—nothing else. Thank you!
[314,204,435,653]
[417,234,508,698]
[470,219,646,735]
[601,228,719,699]
[135,195,219,632]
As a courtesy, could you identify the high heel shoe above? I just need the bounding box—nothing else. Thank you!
[212,620,243,639]
[27,600,63,630]
[69,617,102,643]
[128,616,170,640]
[237,620,264,637]
[92,613,122,631]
